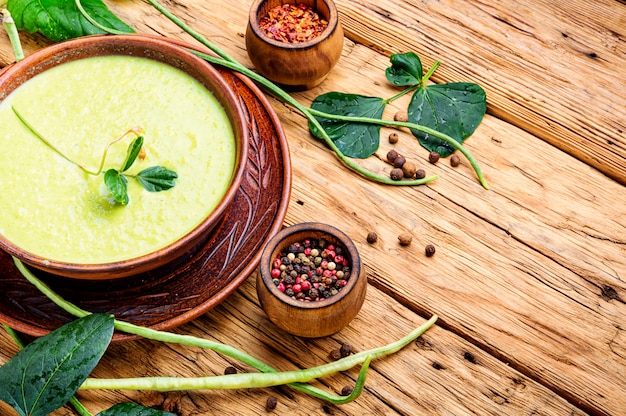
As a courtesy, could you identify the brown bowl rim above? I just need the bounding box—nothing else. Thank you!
[0,34,249,279]
[247,0,340,50]
[259,222,362,309]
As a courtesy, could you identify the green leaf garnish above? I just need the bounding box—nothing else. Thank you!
[7,0,134,42]
[104,168,129,205]
[0,314,114,416]
[121,136,144,172]
[135,166,179,192]
[97,402,177,416]
[309,92,386,158]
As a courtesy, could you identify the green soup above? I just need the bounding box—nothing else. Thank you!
[0,56,236,264]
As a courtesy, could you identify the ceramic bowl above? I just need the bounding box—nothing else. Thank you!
[257,222,367,338]
[0,34,248,280]
[245,0,344,90]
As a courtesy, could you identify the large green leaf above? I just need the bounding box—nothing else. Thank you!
[98,402,177,416]
[408,82,486,157]
[385,52,423,86]
[309,92,386,158]
[0,314,114,416]
[7,0,134,42]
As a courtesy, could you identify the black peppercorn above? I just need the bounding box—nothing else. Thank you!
[366,232,378,244]
[416,168,426,179]
[265,396,278,411]
[393,156,406,168]
[341,385,353,396]
[386,149,399,163]
[390,168,403,181]
[339,343,352,357]
[224,366,237,375]
[425,244,436,257]
[329,349,342,361]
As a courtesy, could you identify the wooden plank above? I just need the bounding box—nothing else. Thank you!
[0,0,623,415]
[0,280,589,415]
[334,0,626,185]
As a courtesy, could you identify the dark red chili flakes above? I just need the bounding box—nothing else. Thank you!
[259,4,328,43]
[271,238,351,301]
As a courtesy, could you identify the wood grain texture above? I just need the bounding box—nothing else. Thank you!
[0,0,624,415]
[336,0,626,185]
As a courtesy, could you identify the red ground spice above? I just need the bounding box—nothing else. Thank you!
[259,3,328,43]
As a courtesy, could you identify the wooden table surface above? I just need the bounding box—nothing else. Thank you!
[1,0,625,415]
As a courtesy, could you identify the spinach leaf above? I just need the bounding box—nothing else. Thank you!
[136,166,178,192]
[309,92,386,158]
[0,314,114,416]
[7,0,134,42]
[408,82,486,157]
[385,52,423,86]
[98,402,177,416]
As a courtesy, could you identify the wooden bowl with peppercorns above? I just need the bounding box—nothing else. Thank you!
[257,222,367,338]
[245,0,344,90]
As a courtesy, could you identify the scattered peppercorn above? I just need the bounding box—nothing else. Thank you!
[341,385,354,396]
[402,161,417,179]
[366,232,378,244]
[259,4,328,43]
[392,155,406,168]
[390,168,404,181]
[428,151,440,164]
[388,132,399,144]
[339,343,352,357]
[416,168,426,179]
[398,232,413,246]
[386,149,399,163]
[329,349,342,361]
[270,238,351,302]
[265,395,278,411]
[224,366,237,375]
[394,110,408,122]
[450,154,461,167]
[425,244,436,257]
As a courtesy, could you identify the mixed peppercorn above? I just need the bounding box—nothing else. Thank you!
[270,238,351,301]
[259,4,328,43]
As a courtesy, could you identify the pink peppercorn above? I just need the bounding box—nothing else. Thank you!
[271,268,281,278]
[301,280,311,291]
[277,283,285,292]
[292,283,302,293]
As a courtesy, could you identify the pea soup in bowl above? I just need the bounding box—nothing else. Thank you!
[0,35,249,280]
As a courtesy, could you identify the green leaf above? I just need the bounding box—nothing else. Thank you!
[309,92,386,158]
[104,168,129,205]
[408,82,486,157]
[121,136,144,172]
[136,166,178,192]
[7,0,134,42]
[0,314,114,416]
[385,52,423,86]
[97,402,177,416]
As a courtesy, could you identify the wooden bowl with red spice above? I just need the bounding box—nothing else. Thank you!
[245,0,344,90]
[257,222,367,338]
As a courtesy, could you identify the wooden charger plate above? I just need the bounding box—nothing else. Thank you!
[0,44,291,342]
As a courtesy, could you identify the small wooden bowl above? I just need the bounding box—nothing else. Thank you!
[0,35,248,280]
[245,0,344,90]
[258,222,367,338]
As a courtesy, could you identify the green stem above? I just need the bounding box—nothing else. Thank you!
[422,61,440,84]
[190,50,439,186]
[13,258,437,404]
[384,85,418,104]
[144,0,236,64]
[2,9,24,62]
[309,109,488,189]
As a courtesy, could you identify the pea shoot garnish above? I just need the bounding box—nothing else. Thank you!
[11,106,178,205]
